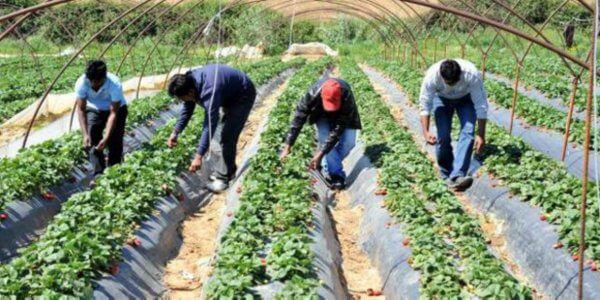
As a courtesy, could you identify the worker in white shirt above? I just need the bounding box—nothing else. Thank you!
[419,59,489,191]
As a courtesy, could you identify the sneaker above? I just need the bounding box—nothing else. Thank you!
[453,176,474,191]
[207,179,229,193]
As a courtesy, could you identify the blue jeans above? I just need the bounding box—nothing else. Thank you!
[433,95,476,180]
[316,119,357,180]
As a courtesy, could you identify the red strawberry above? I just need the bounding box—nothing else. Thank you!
[311,178,318,186]
[177,193,185,202]
[372,290,383,296]
[402,238,411,246]
[0,213,8,220]
[540,214,548,221]
[375,189,387,196]
[127,238,142,247]
[42,192,57,201]
[592,261,598,272]
[553,242,563,249]
[367,288,375,296]
[109,264,119,275]
[226,212,233,217]
[236,186,243,194]
[572,254,580,261]
[260,258,267,266]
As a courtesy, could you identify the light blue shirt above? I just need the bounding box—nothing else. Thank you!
[74,73,127,111]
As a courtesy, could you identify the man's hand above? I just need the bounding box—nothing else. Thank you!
[96,139,107,151]
[83,135,91,148]
[280,144,291,161]
[424,130,437,145]
[309,151,325,170]
[188,154,203,172]
[474,135,485,155]
[167,133,178,148]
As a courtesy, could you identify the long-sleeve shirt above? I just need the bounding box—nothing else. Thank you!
[285,77,362,154]
[173,64,255,155]
[419,59,489,119]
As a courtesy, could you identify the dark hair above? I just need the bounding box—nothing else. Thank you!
[440,59,461,83]
[85,60,107,81]
[168,73,196,98]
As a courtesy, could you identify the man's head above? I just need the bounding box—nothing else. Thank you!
[440,59,461,86]
[168,73,196,102]
[321,79,343,112]
[86,60,108,90]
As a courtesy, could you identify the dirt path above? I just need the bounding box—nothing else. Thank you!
[331,191,384,299]
[163,77,291,299]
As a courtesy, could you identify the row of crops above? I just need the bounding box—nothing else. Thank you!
[369,60,600,268]
[0,57,306,298]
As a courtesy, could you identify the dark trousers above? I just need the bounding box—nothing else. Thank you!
[213,90,256,181]
[87,105,128,176]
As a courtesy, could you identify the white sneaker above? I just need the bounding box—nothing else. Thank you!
[207,179,229,193]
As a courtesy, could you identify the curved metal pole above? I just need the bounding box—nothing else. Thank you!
[21,0,152,149]
[115,0,185,76]
[0,0,73,23]
[135,1,205,99]
[398,0,589,70]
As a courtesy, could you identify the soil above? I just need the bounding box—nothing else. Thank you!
[163,75,292,299]
[331,191,385,299]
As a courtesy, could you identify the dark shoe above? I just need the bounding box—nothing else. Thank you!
[328,175,346,191]
[207,179,229,193]
[453,176,473,191]
[445,177,457,188]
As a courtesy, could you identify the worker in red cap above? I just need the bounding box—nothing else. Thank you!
[280,77,362,190]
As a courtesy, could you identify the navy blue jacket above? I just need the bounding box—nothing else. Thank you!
[174,64,255,155]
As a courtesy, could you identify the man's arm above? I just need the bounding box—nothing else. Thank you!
[104,102,120,140]
[284,91,312,148]
[419,76,437,144]
[196,97,220,156]
[470,75,488,153]
[173,101,196,137]
[76,98,90,147]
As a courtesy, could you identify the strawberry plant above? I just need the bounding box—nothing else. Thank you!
[206,59,331,298]
[344,59,531,298]
[371,60,600,267]
[0,58,304,297]
[0,58,303,216]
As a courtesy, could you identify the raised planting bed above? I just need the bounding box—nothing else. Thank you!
[363,61,600,298]
[0,59,305,297]
[201,58,350,298]
[339,59,530,298]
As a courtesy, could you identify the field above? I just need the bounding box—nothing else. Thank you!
[0,0,599,299]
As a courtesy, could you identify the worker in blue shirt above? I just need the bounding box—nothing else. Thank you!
[75,60,128,185]
[167,64,256,193]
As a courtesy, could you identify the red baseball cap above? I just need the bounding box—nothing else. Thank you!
[321,79,343,112]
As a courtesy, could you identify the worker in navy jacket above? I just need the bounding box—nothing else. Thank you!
[167,64,256,193]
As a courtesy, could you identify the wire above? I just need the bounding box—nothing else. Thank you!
[206,0,223,161]
[289,0,296,48]
[594,0,599,221]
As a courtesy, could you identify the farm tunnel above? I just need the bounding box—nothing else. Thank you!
[0,0,599,299]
